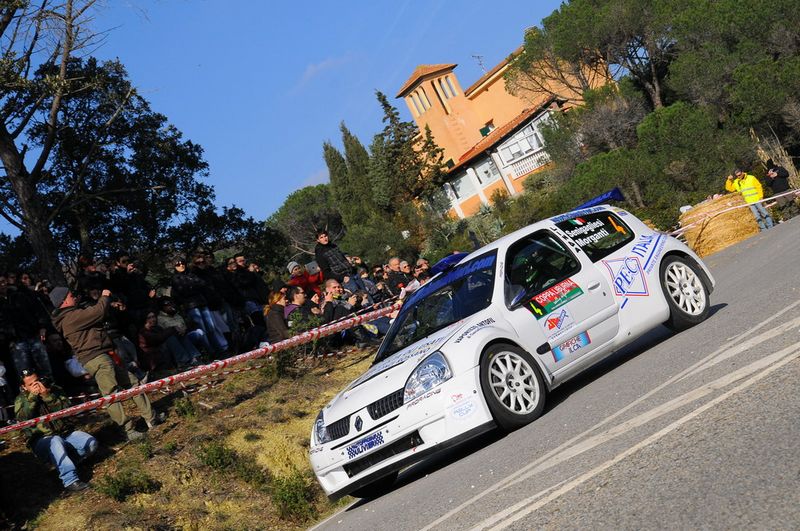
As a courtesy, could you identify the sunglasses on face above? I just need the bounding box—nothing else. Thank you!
[175,261,185,267]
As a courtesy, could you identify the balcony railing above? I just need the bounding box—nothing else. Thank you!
[509,149,551,178]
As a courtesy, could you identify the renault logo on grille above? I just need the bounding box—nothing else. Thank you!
[355,416,363,432]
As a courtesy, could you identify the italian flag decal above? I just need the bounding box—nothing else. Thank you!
[567,217,586,225]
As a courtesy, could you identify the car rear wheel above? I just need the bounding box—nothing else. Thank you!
[660,255,710,331]
[480,343,545,431]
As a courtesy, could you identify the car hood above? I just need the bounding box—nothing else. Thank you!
[324,321,463,422]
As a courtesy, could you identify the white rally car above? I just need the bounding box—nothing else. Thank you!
[310,206,714,500]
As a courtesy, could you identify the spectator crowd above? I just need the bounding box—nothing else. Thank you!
[0,228,433,491]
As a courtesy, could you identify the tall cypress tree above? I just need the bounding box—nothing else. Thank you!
[341,122,377,217]
[323,141,358,227]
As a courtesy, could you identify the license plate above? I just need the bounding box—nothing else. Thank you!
[346,431,385,460]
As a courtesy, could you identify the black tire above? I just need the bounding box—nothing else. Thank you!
[349,470,399,499]
[659,255,710,331]
[479,343,545,431]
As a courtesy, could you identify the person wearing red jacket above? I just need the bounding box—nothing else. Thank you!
[286,261,323,296]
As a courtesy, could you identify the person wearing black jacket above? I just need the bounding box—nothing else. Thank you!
[0,275,53,380]
[171,259,229,355]
[231,254,268,320]
[766,159,797,219]
[314,230,353,283]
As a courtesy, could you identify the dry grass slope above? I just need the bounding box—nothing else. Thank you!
[0,350,375,530]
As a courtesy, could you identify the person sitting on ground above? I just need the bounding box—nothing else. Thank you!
[157,297,213,356]
[139,311,202,371]
[320,279,358,324]
[171,258,229,356]
[52,287,162,442]
[286,261,323,296]
[264,291,290,344]
[284,286,320,324]
[14,369,99,492]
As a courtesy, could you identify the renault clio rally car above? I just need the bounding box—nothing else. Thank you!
[310,206,714,500]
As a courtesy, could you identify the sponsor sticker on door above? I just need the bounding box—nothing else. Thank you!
[541,307,577,342]
[552,331,591,361]
[526,278,583,319]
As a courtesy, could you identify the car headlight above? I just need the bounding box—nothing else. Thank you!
[404,352,452,403]
[313,411,330,445]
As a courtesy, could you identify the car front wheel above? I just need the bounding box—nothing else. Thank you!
[660,255,710,331]
[480,343,545,431]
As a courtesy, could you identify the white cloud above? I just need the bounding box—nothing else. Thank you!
[296,55,352,89]
[299,168,329,188]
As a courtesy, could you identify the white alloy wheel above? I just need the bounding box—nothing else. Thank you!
[663,261,707,316]
[488,350,541,414]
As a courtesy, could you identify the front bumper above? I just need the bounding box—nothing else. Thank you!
[310,369,494,500]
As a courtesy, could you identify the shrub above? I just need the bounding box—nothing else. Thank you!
[96,469,161,501]
[136,440,154,459]
[174,397,196,418]
[197,442,237,470]
[163,441,178,454]
[243,432,261,442]
[271,470,318,521]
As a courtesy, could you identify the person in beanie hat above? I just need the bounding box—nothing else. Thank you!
[286,261,323,296]
[51,288,163,441]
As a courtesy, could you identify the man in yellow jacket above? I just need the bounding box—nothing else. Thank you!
[726,169,774,231]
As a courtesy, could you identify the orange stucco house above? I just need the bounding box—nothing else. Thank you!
[396,49,576,218]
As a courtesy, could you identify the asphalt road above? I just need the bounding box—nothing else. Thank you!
[314,216,800,531]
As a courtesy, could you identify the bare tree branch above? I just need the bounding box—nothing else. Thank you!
[31,0,75,181]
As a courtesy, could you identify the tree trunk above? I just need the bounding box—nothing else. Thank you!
[0,131,66,284]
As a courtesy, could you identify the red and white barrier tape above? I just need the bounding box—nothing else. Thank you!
[0,303,400,437]
[668,188,799,237]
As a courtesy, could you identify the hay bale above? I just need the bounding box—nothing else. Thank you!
[679,194,759,257]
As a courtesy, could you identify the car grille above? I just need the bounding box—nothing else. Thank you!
[343,430,424,478]
[367,388,405,420]
[327,415,351,441]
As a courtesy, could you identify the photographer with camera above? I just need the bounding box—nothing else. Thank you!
[51,288,163,442]
[14,368,99,492]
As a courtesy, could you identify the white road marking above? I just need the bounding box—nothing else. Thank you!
[420,302,800,531]
[474,345,800,531]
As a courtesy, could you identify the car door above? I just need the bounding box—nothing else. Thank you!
[502,228,620,378]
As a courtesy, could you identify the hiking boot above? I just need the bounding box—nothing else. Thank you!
[146,411,167,429]
[66,480,89,492]
[126,429,146,442]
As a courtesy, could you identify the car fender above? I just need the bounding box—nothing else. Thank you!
[441,313,554,389]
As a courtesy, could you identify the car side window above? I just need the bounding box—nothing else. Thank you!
[555,211,634,262]
[505,231,580,307]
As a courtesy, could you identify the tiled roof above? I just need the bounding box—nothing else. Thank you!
[449,97,555,173]
[463,46,524,97]
[396,63,457,98]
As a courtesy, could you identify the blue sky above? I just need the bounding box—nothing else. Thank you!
[88,0,563,222]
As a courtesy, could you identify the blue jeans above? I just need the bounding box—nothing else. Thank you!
[186,306,228,354]
[163,335,202,367]
[749,203,774,230]
[10,338,52,380]
[186,328,213,355]
[33,431,98,487]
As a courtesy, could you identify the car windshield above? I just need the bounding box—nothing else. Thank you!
[373,251,497,364]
